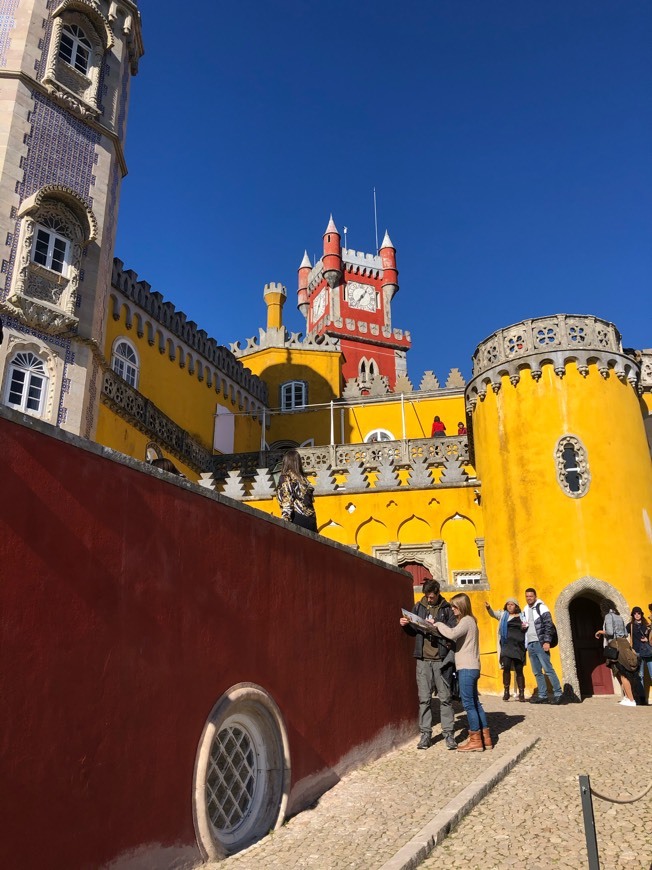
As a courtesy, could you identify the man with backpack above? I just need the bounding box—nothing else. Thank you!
[523,587,563,704]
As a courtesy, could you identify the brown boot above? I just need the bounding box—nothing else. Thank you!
[457,730,484,752]
[517,673,526,702]
[481,727,493,750]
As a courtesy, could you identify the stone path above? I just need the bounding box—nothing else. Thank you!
[207,695,651,870]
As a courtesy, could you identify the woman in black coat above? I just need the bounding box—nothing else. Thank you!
[486,598,527,702]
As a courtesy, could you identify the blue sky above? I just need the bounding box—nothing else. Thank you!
[116,1,651,383]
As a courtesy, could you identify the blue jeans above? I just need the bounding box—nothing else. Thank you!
[527,641,562,699]
[640,657,652,688]
[457,668,488,732]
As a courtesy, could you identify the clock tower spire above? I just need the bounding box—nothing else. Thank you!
[301,216,410,388]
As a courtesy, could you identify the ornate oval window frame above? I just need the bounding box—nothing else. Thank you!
[193,683,291,860]
[555,434,590,498]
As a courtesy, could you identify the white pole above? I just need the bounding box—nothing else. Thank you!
[401,393,406,440]
[261,408,266,451]
[340,407,345,444]
[330,400,334,445]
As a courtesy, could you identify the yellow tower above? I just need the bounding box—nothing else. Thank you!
[466,314,652,698]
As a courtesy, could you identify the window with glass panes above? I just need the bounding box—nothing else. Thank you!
[281,381,307,410]
[58,23,92,74]
[5,352,48,415]
[112,340,139,387]
[32,218,70,275]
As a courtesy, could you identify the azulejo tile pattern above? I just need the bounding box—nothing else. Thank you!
[0,0,20,68]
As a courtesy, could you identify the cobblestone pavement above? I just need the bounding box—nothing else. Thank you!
[208,695,650,870]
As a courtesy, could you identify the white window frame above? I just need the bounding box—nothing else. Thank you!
[4,352,48,417]
[111,338,139,388]
[58,22,92,75]
[364,428,395,443]
[31,222,71,276]
[280,381,307,411]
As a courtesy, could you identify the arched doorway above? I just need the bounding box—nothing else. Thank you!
[402,561,433,596]
[569,597,613,696]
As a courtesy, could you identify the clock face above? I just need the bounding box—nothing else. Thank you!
[347,281,377,312]
[313,289,326,321]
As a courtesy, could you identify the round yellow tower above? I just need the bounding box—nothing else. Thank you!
[466,314,652,699]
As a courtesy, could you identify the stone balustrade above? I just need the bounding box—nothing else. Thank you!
[101,370,213,472]
[205,436,475,500]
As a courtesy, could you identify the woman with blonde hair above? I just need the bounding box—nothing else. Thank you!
[431,593,490,751]
[276,449,317,533]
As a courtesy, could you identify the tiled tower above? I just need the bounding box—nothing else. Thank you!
[297,217,411,389]
[0,0,143,437]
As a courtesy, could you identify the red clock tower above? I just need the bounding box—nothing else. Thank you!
[296,216,411,389]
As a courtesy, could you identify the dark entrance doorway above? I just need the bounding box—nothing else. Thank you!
[569,596,613,696]
[402,561,433,596]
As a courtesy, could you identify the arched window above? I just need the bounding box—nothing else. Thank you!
[112,339,139,388]
[32,215,71,275]
[359,357,378,384]
[58,23,92,74]
[4,352,48,416]
[364,428,394,443]
[280,381,307,410]
[555,435,590,498]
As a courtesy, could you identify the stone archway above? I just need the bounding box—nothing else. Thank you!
[555,576,629,700]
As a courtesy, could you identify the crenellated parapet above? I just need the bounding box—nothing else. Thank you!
[230,328,341,358]
[466,314,639,412]
[111,258,268,403]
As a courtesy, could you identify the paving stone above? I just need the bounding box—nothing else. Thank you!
[204,695,650,870]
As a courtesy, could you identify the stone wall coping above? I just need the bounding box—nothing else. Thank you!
[0,405,410,577]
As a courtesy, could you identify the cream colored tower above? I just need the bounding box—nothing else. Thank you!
[466,314,652,697]
[0,0,143,437]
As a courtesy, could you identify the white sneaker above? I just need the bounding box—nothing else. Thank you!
[619,698,636,706]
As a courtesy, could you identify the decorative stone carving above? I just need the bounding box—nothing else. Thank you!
[220,470,247,500]
[439,454,469,484]
[344,462,369,490]
[393,374,413,393]
[445,368,466,388]
[249,468,276,499]
[197,473,216,490]
[467,315,640,407]
[419,371,440,391]
[375,459,400,490]
[367,374,390,397]
[406,457,432,488]
[313,466,338,494]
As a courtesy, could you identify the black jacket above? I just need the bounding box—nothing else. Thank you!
[402,596,456,663]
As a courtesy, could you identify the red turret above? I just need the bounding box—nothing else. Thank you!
[297,250,311,320]
[322,215,342,288]
[380,230,398,301]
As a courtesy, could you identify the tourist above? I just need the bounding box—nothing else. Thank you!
[399,579,457,750]
[276,448,317,532]
[485,598,527,702]
[431,416,446,437]
[595,601,637,706]
[149,457,183,475]
[430,593,491,751]
[457,421,467,435]
[522,588,563,704]
[628,607,652,701]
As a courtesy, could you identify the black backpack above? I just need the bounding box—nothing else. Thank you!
[535,603,559,648]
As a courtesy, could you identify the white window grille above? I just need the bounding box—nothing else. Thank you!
[206,724,257,834]
[281,381,306,410]
[5,352,48,416]
[32,218,70,276]
[111,340,139,388]
[364,428,394,443]
[58,23,92,74]
[453,571,484,586]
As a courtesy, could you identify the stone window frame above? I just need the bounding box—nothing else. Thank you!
[4,350,49,416]
[1,339,58,422]
[58,22,92,74]
[42,0,114,119]
[364,428,395,443]
[358,356,378,384]
[111,336,139,388]
[193,683,290,860]
[7,186,97,334]
[32,219,71,276]
[555,434,590,498]
[280,380,307,411]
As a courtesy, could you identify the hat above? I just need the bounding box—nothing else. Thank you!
[631,606,644,616]
[505,598,519,606]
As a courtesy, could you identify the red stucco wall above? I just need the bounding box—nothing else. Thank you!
[0,410,415,869]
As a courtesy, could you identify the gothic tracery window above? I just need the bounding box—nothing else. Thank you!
[555,435,590,498]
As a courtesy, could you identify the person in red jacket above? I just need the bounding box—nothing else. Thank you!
[431,416,446,437]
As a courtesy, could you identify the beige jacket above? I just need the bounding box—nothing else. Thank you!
[434,615,480,670]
